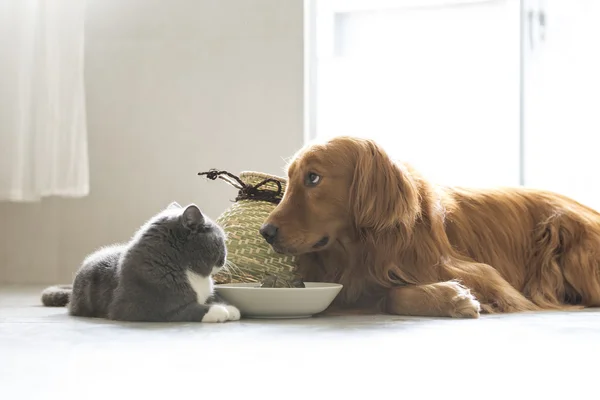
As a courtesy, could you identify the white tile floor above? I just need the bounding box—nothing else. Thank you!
[1,285,599,400]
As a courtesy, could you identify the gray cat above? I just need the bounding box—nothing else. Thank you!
[41,202,240,323]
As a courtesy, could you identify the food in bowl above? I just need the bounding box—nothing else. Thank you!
[259,274,305,288]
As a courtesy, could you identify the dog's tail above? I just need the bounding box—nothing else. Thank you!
[41,284,72,307]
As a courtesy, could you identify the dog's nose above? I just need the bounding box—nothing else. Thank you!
[259,223,278,245]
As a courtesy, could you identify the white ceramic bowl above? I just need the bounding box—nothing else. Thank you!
[215,282,343,319]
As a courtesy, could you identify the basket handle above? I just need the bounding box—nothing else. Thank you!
[198,169,283,204]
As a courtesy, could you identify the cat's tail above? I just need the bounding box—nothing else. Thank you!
[41,284,72,307]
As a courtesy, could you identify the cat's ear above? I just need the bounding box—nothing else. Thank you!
[182,204,205,230]
[167,201,182,210]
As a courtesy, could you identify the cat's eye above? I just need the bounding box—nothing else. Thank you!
[305,172,321,187]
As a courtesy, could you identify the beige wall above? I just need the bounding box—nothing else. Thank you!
[0,0,304,284]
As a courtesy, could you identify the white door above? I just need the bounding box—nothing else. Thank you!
[312,0,522,187]
[523,0,600,209]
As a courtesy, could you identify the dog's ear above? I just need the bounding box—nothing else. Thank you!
[349,139,420,231]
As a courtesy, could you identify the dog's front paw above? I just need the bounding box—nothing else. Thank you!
[201,305,229,323]
[224,305,241,321]
[447,282,481,319]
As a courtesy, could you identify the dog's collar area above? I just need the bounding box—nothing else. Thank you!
[312,236,330,249]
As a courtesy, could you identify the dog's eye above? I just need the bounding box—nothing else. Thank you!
[305,172,321,186]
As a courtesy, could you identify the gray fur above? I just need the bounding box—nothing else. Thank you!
[41,284,72,307]
[41,202,232,322]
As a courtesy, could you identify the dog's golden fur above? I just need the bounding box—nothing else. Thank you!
[263,136,600,317]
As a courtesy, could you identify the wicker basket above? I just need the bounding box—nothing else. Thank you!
[198,170,298,284]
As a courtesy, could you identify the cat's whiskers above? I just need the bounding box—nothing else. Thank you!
[221,260,261,283]
[224,259,235,272]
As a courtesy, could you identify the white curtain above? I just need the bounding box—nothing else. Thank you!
[0,0,89,202]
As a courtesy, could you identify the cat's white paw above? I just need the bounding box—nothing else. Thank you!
[201,305,229,323]
[225,305,241,321]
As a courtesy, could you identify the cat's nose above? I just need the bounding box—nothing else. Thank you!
[259,223,278,245]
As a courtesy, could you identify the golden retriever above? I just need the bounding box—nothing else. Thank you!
[259,136,600,317]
